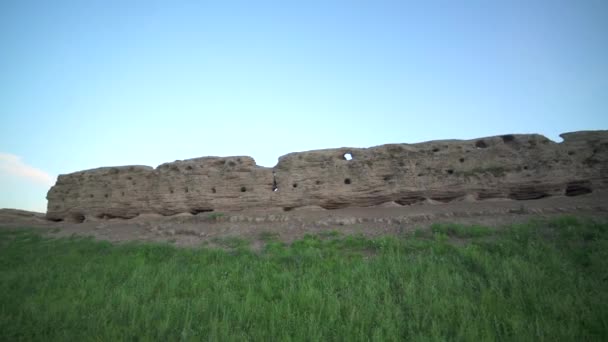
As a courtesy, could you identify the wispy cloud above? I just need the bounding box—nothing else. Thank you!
[0,153,54,186]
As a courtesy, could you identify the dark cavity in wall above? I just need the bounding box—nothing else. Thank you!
[241,186,247,192]
[70,213,85,223]
[501,134,515,143]
[508,187,549,200]
[565,181,592,196]
[344,178,351,184]
[190,208,214,215]
[475,140,488,149]
[272,171,279,191]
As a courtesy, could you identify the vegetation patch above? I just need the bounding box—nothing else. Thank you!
[1,216,607,340]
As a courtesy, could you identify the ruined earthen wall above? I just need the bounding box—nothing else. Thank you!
[46,131,608,222]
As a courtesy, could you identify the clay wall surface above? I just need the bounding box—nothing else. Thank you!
[46,131,608,222]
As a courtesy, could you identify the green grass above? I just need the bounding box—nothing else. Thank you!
[204,212,225,221]
[1,216,607,341]
[429,222,495,238]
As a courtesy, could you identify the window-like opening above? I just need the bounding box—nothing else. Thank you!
[240,186,247,192]
[292,183,298,188]
[344,178,351,184]
[459,158,465,163]
[211,187,216,193]
[272,171,278,191]
[343,153,353,161]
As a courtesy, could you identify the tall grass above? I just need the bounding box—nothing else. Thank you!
[1,216,607,341]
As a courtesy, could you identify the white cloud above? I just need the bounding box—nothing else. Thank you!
[0,153,54,186]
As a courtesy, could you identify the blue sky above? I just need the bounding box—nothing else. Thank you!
[1,0,607,212]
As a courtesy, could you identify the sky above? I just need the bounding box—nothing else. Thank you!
[1,0,607,212]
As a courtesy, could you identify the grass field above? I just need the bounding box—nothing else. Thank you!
[1,216,607,341]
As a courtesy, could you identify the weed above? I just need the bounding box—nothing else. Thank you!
[211,236,250,249]
[316,229,341,238]
[206,212,225,221]
[0,217,607,340]
[258,231,279,242]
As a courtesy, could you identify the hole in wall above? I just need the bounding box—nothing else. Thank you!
[283,207,294,212]
[211,187,216,193]
[241,186,247,192]
[315,180,322,185]
[568,151,575,156]
[170,189,174,194]
[383,175,392,181]
[272,171,279,191]
[475,140,488,149]
[292,183,298,188]
[190,208,214,215]
[523,166,528,170]
[186,165,193,170]
[69,213,85,223]
[565,181,592,197]
[344,178,351,185]
[104,194,109,198]
[459,158,465,163]
[432,147,440,152]
[89,194,94,198]
[446,169,454,175]
[184,187,189,193]
[501,135,515,143]
[343,153,353,161]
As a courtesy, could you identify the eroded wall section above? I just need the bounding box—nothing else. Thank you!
[47,131,608,222]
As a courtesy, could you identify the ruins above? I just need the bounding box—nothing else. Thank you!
[46,131,608,222]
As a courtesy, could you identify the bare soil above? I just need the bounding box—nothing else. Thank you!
[2,191,607,249]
